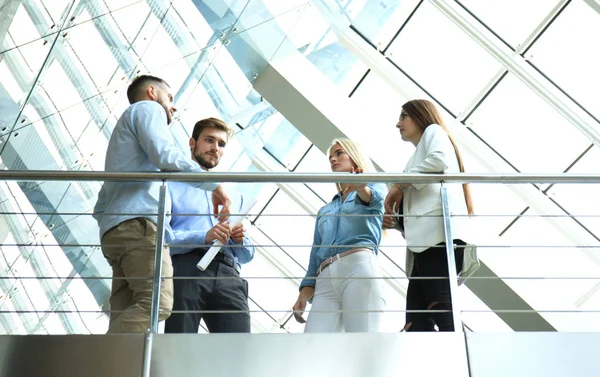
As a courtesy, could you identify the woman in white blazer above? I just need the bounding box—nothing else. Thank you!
[384,99,474,331]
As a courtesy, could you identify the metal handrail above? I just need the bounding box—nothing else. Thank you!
[0,170,600,183]
[2,172,600,341]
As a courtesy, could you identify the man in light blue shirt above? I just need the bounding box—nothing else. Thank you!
[93,75,231,334]
[165,118,255,333]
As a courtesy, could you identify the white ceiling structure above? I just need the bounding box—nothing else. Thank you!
[0,0,599,334]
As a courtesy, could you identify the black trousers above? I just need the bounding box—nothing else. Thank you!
[405,240,465,332]
[164,249,250,333]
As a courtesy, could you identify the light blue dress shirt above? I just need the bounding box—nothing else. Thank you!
[299,183,387,289]
[93,101,219,239]
[168,182,255,265]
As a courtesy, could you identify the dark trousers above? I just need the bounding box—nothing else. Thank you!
[164,249,250,333]
[405,240,465,332]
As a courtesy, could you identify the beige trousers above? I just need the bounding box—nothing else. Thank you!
[101,217,174,333]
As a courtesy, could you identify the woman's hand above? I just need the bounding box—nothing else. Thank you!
[346,167,366,192]
[292,286,315,323]
[346,167,373,204]
[382,213,398,230]
[384,184,404,216]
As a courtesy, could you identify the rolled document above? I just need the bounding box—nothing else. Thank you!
[196,240,225,271]
[196,217,246,271]
[196,187,254,271]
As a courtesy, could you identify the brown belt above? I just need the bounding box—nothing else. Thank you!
[317,248,373,275]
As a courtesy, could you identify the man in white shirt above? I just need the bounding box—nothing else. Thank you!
[93,75,231,333]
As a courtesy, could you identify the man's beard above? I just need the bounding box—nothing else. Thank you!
[195,153,218,170]
[156,99,172,124]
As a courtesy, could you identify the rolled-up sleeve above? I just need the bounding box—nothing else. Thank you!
[365,183,387,209]
[228,237,255,264]
[300,222,322,290]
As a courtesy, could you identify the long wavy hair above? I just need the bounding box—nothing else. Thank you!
[402,99,474,215]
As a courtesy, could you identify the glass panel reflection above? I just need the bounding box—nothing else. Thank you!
[481,206,600,331]
[254,190,316,273]
[229,0,307,37]
[0,38,53,134]
[2,1,71,48]
[526,0,600,120]
[293,145,337,203]
[467,74,590,173]
[387,1,502,114]
[457,0,561,48]
[330,0,415,47]
[545,146,600,239]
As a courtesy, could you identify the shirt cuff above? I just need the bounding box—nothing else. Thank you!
[193,181,220,191]
[299,278,316,291]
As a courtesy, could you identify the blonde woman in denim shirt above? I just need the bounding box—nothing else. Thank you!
[292,138,387,332]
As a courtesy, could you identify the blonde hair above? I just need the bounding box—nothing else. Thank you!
[328,138,376,193]
[402,99,474,215]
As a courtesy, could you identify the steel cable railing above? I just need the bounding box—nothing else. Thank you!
[1,171,600,367]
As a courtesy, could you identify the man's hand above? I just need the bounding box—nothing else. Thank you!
[205,222,232,244]
[212,184,231,222]
[230,223,246,244]
[292,286,315,324]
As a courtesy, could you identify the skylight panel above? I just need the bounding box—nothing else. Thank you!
[526,0,600,120]
[458,0,562,49]
[467,74,590,173]
[66,10,122,91]
[386,1,503,114]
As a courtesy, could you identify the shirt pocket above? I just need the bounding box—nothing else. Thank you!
[404,207,441,226]
[342,195,361,208]
[317,208,336,240]
[414,209,443,224]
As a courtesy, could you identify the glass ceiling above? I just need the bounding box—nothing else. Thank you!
[0,0,599,334]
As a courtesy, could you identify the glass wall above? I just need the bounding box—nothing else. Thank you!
[0,0,599,334]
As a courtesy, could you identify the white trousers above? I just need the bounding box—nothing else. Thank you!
[304,250,386,333]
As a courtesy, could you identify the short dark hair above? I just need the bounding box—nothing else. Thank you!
[126,75,170,104]
[191,118,233,141]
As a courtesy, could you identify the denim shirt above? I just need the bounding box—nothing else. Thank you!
[299,183,387,289]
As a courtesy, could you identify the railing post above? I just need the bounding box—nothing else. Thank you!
[142,182,168,377]
[141,332,154,377]
[149,182,168,333]
[440,184,463,332]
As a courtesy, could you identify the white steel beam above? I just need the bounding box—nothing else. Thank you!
[428,0,600,145]
[583,0,600,14]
